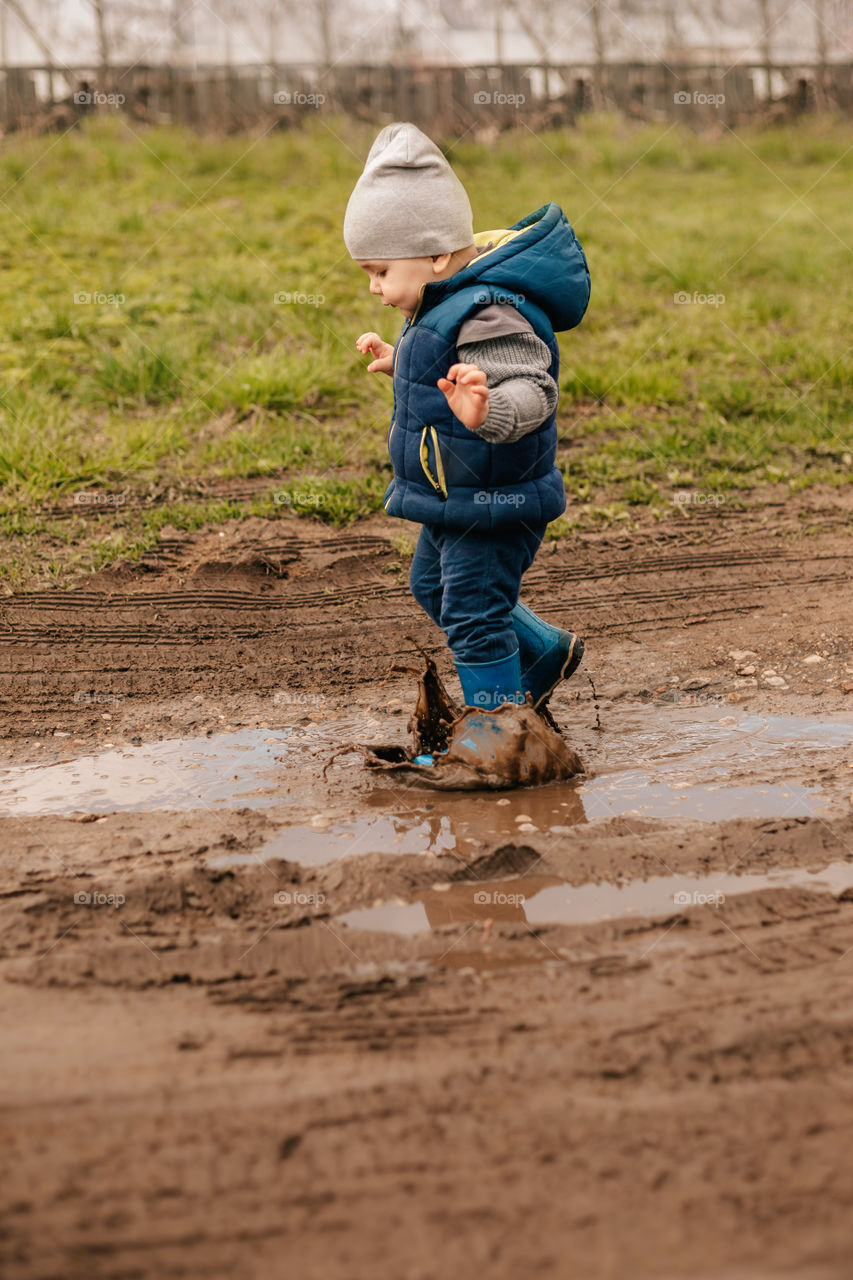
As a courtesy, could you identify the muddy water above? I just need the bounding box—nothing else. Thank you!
[337,859,853,937]
[212,812,460,868]
[207,779,822,870]
[2,710,851,861]
[0,718,371,818]
[213,707,850,867]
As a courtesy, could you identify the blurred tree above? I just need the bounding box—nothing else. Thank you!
[232,0,293,73]
[509,0,642,105]
[756,0,780,95]
[84,0,109,86]
[169,0,195,66]
[317,0,334,70]
[3,0,58,94]
[505,0,564,97]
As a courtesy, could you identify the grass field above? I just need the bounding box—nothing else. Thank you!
[1,112,851,586]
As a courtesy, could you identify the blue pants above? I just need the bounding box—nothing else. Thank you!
[409,522,547,663]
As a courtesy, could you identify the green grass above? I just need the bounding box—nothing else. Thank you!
[1,111,852,586]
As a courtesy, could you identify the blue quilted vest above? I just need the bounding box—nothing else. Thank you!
[383,201,590,531]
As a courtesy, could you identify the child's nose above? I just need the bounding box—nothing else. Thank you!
[370,278,382,295]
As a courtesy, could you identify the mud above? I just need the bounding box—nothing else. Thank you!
[339,858,853,935]
[2,492,853,1279]
[354,647,584,790]
[3,703,849,830]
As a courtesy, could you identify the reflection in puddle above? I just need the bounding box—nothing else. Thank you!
[580,778,821,822]
[579,708,853,781]
[0,720,373,817]
[208,814,459,869]
[206,777,821,870]
[338,859,853,937]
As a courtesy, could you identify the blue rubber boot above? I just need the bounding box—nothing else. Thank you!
[454,650,526,711]
[511,600,584,707]
[412,654,525,767]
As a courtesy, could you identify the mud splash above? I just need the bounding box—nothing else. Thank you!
[344,648,583,791]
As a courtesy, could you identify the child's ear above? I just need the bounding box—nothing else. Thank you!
[431,253,452,275]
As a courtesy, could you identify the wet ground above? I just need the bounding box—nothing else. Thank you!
[2,495,853,1279]
[339,856,853,935]
[2,704,849,853]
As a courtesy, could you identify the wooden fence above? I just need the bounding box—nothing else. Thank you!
[1,60,851,136]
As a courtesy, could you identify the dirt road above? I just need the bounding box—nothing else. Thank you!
[2,489,853,1279]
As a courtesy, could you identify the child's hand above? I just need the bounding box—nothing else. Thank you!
[437,362,490,431]
[356,332,394,375]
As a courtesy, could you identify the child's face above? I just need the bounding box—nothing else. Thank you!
[356,256,445,319]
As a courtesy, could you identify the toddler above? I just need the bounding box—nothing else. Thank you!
[343,122,590,737]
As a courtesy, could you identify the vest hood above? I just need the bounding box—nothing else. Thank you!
[413,201,590,335]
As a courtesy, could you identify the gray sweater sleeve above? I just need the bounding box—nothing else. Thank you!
[455,330,558,444]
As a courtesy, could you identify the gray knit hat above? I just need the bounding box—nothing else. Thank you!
[343,122,473,260]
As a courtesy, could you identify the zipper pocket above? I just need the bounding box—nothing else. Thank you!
[419,426,448,499]
[428,426,447,497]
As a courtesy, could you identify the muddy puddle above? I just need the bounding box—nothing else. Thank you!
[336,859,853,938]
[2,710,851,856]
[216,707,851,867]
[209,777,823,870]
[0,718,374,818]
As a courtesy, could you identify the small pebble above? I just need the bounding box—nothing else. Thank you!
[763,676,788,688]
[803,654,824,665]
[514,814,533,823]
